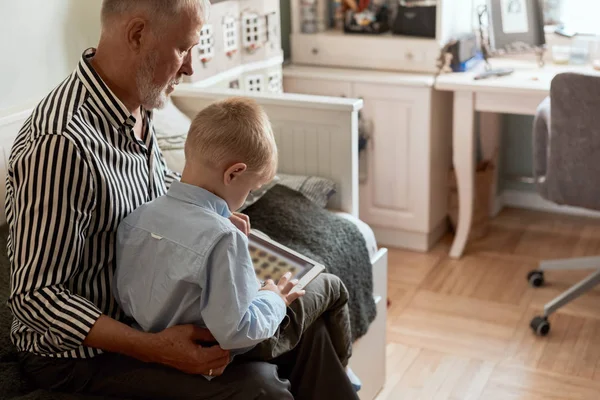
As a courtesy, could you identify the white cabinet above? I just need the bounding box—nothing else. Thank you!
[283,66,452,251]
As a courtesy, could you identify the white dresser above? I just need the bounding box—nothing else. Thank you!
[284,65,452,251]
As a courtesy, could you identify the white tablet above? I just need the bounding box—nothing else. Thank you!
[248,230,325,294]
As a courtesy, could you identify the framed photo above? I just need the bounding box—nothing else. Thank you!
[487,0,546,54]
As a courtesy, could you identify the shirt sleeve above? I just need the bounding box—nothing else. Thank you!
[198,230,287,350]
[7,135,102,355]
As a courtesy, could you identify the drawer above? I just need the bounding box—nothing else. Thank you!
[291,32,439,74]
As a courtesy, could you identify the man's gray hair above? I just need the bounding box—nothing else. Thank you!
[101,0,211,26]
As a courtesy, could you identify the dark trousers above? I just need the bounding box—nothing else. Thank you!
[19,275,358,400]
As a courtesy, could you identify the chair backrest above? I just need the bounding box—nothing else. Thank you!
[542,72,600,210]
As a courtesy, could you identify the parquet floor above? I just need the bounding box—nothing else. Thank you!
[376,208,600,400]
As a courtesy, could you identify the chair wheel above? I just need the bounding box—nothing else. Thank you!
[527,270,545,287]
[530,316,550,336]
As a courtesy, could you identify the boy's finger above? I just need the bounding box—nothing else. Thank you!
[277,272,292,288]
[282,278,298,294]
[286,290,305,303]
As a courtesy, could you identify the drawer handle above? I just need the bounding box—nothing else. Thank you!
[312,48,319,55]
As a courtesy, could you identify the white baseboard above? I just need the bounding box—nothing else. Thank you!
[372,219,448,252]
[496,189,600,219]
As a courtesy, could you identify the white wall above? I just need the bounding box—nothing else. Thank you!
[0,0,102,116]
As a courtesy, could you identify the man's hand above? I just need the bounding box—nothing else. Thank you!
[84,316,230,377]
[260,272,305,306]
[152,325,230,376]
[229,212,250,236]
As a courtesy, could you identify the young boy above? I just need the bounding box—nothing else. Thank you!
[113,97,359,388]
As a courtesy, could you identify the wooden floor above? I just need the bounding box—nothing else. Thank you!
[376,208,600,400]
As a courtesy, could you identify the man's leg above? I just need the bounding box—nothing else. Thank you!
[274,317,360,400]
[19,351,293,400]
[246,273,353,366]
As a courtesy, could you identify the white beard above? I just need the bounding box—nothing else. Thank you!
[136,53,180,110]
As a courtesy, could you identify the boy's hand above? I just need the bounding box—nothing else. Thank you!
[229,212,250,236]
[260,272,305,306]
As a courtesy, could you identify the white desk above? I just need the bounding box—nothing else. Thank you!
[435,59,600,259]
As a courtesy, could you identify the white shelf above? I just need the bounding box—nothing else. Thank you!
[291,30,441,74]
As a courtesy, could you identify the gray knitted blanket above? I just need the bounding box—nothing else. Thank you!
[243,185,377,341]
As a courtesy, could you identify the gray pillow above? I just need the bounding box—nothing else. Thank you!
[153,99,190,174]
[238,174,336,211]
[238,176,281,211]
[277,174,336,208]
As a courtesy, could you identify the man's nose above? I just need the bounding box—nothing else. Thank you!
[180,51,194,76]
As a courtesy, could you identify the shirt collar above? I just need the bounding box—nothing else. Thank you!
[75,48,138,130]
[167,181,232,218]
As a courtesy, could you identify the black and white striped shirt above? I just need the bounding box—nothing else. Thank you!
[6,48,178,358]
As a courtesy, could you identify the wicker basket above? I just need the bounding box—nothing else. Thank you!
[448,161,495,241]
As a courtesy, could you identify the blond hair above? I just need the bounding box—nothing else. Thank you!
[185,97,278,177]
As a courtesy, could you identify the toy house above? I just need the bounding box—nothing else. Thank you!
[184,0,283,93]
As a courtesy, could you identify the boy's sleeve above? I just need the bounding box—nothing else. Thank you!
[198,230,287,350]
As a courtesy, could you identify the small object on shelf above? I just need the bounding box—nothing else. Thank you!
[392,0,437,38]
[570,38,589,65]
[551,45,570,65]
[342,0,359,11]
[300,0,327,33]
[343,1,390,34]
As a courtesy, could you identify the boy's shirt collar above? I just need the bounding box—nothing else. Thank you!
[167,181,232,218]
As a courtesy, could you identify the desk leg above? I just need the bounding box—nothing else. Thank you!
[450,91,475,259]
[479,112,503,217]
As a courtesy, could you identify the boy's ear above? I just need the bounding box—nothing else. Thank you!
[224,163,248,185]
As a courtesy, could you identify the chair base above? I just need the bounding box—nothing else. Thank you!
[527,256,600,336]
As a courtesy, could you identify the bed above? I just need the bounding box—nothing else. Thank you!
[0,88,388,400]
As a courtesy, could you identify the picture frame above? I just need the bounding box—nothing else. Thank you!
[487,0,546,55]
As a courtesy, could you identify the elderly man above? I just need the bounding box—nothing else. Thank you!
[6,1,359,399]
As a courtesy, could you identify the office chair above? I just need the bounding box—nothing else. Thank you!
[527,72,600,336]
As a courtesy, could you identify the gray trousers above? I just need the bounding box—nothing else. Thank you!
[244,273,353,367]
[18,275,358,400]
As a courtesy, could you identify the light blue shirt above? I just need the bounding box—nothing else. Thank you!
[113,181,287,353]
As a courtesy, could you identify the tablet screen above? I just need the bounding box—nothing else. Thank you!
[248,234,314,282]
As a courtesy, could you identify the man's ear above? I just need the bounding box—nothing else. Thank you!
[224,163,247,185]
[125,18,147,53]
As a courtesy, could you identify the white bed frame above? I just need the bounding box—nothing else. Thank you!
[0,90,388,400]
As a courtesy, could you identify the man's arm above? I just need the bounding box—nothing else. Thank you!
[84,315,230,375]
[8,135,229,374]
[199,231,287,350]
[8,135,101,354]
